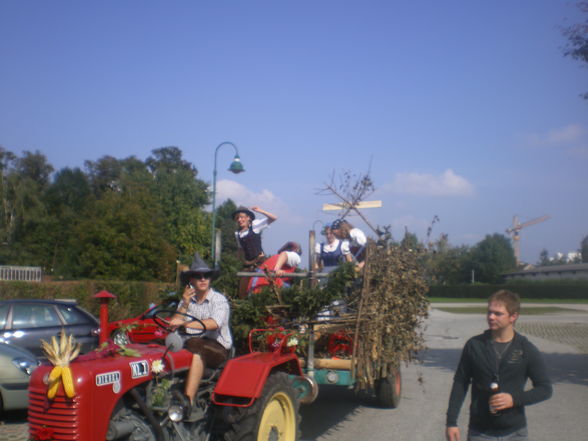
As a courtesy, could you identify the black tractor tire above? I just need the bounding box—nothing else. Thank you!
[224,371,300,441]
[375,367,401,409]
[107,406,156,441]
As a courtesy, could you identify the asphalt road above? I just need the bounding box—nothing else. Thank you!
[299,304,588,441]
[2,304,587,441]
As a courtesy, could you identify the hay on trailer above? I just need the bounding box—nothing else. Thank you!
[350,241,429,391]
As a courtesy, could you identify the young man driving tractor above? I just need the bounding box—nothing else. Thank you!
[169,253,233,420]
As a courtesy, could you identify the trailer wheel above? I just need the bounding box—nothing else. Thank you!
[375,367,401,408]
[225,372,300,441]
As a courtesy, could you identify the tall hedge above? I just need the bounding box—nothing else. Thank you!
[428,281,588,300]
[0,280,176,320]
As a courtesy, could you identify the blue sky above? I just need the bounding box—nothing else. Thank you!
[1,0,586,267]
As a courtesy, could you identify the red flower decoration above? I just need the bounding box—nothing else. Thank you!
[32,425,55,440]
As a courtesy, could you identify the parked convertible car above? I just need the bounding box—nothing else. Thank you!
[0,299,99,357]
[0,342,39,413]
[108,300,178,344]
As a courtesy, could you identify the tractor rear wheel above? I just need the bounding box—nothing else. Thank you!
[225,371,300,441]
[375,367,401,408]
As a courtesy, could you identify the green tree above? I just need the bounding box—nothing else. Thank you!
[0,147,18,250]
[70,189,176,281]
[468,234,516,283]
[582,235,588,262]
[70,154,178,281]
[84,155,124,195]
[213,199,240,296]
[424,234,471,285]
[146,147,210,261]
[562,1,588,98]
[0,150,54,266]
[538,248,550,266]
[43,168,93,276]
[400,228,419,251]
[216,199,239,257]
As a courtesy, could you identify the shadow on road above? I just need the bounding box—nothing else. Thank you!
[420,347,462,373]
[300,384,364,440]
[0,410,27,425]
[543,352,588,386]
[420,348,588,386]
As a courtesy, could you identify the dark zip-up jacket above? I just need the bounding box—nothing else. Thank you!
[446,330,552,436]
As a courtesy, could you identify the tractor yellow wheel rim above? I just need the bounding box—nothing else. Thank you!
[257,391,296,441]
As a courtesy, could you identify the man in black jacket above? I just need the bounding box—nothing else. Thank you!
[445,290,552,441]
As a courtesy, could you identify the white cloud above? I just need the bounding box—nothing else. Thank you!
[389,215,431,232]
[546,124,584,144]
[214,179,306,225]
[216,179,284,210]
[567,145,588,159]
[522,123,588,159]
[523,123,585,147]
[387,169,475,197]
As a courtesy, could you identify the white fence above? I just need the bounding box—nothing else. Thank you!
[0,265,42,282]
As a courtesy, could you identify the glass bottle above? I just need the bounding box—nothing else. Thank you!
[489,381,500,415]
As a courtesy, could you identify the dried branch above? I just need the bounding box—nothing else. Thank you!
[317,169,379,235]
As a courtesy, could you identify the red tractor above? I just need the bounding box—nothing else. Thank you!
[27,308,313,441]
[28,265,407,441]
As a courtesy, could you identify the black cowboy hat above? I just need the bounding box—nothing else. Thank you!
[232,206,255,221]
[180,253,219,286]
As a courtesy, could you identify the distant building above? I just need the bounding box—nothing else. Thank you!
[551,251,582,263]
[503,263,588,281]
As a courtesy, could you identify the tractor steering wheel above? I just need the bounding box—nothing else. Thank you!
[153,309,206,337]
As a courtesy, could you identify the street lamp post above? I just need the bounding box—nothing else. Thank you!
[211,141,245,266]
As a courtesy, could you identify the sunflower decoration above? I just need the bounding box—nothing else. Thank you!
[41,330,81,399]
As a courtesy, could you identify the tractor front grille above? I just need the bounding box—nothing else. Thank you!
[28,389,81,441]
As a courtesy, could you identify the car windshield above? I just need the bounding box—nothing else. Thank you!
[0,304,8,328]
[12,303,62,328]
[145,302,177,319]
[57,304,93,325]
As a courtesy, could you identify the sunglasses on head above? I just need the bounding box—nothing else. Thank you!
[191,273,211,281]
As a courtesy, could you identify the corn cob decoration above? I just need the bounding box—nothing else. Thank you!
[41,330,81,399]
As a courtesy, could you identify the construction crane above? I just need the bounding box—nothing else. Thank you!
[506,215,551,266]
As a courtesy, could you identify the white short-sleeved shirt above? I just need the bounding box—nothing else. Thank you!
[339,228,366,256]
[283,251,301,268]
[180,288,232,350]
[349,228,367,247]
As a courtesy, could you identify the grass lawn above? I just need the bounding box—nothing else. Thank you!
[434,306,587,315]
[428,297,588,304]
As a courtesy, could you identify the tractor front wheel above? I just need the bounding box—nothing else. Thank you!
[225,372,300,441]
[107,406,156,441]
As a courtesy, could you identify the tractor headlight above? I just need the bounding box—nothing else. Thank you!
[168,404,184,422]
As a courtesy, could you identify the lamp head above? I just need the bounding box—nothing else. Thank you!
[228,154,245,174]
